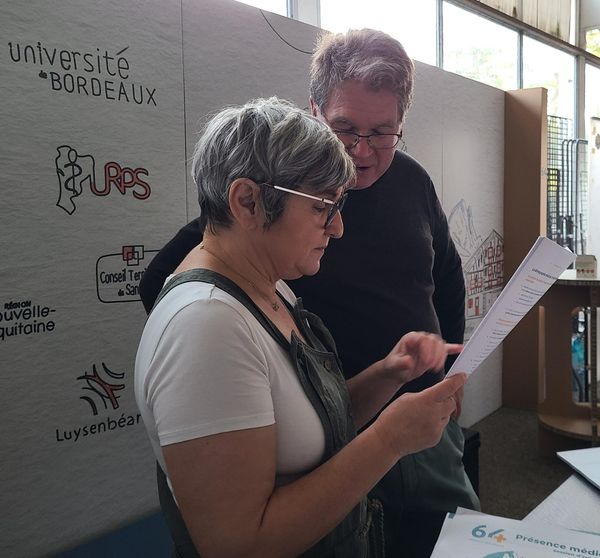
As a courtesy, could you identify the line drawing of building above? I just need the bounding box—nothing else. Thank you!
[448,199,504,340]
[464,229,504,320]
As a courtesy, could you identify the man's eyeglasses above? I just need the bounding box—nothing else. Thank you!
[260,183,347,228]
[331,129,402,150]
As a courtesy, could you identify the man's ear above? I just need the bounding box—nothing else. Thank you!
[309,97,319,118]
[228,178,261,229]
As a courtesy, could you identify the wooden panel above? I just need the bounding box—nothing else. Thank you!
[503,88,547,409]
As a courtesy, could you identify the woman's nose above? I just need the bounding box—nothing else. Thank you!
[327,210,344,239]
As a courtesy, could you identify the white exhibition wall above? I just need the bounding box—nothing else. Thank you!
[0,0,504,555]
[406,65,505,428]
[2,1,186,557]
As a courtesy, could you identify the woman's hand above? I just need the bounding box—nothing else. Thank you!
[381,331,463,386]
[372,373,468,457]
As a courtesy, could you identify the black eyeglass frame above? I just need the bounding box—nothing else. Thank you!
[330,129,402,150]
[260,183,348,228]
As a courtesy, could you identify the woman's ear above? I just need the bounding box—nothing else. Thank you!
[228,178,261,229]
[309,97,319,118]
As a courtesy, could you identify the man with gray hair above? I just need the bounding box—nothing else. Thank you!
[140,28,479,557]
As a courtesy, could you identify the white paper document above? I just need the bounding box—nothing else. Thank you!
[558,447,600,491]
[431,507,600,558]
[447,236,576,377]
[524,475,600,532]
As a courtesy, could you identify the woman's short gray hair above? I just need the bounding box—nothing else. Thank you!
[191,97,356,233]
[310,28,415,123]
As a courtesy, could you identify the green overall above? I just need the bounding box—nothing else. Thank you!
[151,270,385,558]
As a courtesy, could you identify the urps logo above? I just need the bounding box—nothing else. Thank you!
[55,144,150,215]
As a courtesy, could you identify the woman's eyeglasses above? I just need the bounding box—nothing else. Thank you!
[260,183,347,228]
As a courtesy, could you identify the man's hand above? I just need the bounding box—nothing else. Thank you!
[381,331,463,386]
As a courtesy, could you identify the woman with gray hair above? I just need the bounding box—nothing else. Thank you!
[135,97,466,558]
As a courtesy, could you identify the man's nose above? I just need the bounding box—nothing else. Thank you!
[349,136,373,157]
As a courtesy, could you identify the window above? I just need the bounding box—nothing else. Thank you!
[319,0,437,65]
[443,2,518,90]
[312,0,591,137]
[585,63,600,138]
[523,36,575,122]
[586,28,600,57]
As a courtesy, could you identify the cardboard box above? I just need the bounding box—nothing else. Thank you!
[575,254,597,278]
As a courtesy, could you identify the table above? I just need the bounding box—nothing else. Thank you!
[525,474,600,533]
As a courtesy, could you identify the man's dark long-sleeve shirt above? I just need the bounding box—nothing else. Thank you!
[290,150,464,389]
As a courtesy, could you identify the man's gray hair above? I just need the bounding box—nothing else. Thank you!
[310,28,415,123]
[191,97,355,233]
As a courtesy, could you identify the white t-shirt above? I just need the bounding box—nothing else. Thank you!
[134,277,326,484]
